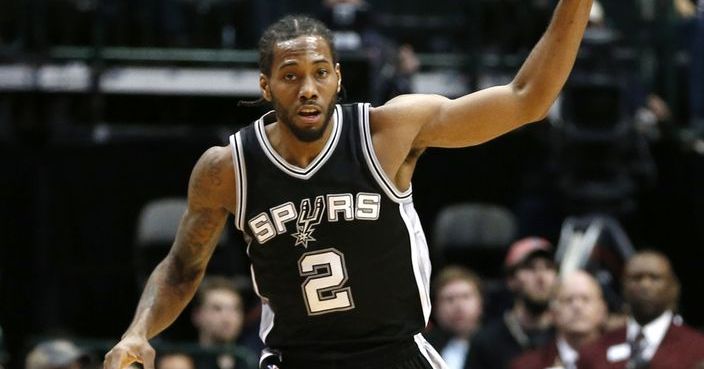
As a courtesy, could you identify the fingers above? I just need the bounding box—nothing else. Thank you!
[139,346,156,369]
[103,347,132,369]
[103,342,155,369]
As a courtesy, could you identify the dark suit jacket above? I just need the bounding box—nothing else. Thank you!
[510,340,560,369]
[467,317,554,369]
[577,323,704,369]
[509,341,558,369]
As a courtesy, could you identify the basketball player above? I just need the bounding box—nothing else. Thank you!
[103,1,593,368]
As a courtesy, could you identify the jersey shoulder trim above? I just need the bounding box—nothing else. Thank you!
[229,132,248,231]
[358,103,413,203]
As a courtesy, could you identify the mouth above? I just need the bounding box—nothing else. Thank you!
[297,105,323,124]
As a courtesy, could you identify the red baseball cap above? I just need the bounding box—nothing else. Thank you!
[504,237,553,272]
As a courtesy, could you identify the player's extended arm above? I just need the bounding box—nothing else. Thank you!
[103,147,234,369]
[378,0,593,149]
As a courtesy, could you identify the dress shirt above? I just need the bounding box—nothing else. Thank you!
[626,311,673,361]
[556,337,579,369]
[441,338,469,369]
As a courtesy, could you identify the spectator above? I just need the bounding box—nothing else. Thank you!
[380,43,421,101]
[156,352,194,369]
[578,250,704,369]
[468,237,557,369]
[192,276,245,347]
[425,266,483,369]
[511,270,607,369]
[25,339,90,369]
[191,276,256,369]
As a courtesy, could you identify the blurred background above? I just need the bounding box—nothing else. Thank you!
[1,0,703,368]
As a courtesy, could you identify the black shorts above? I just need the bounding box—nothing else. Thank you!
[266,334,446,369]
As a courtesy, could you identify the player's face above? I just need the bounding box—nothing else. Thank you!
[261,35,340,142]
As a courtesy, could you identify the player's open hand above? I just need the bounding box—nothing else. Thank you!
[103,335,155,369]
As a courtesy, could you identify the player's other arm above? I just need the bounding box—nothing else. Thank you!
[376,0,593,149]
[104,146,235,369]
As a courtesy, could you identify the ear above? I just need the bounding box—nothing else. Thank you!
[335,63,342,93]
[506,275,518,292]
[260,73,272,101]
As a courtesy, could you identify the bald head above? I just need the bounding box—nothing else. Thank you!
[623,251,679,325]
[552,270,607,342]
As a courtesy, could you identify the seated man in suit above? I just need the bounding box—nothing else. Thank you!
[577,250,704,369]
[511,270,607,369]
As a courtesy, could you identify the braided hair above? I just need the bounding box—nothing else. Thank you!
[238,15,338,108]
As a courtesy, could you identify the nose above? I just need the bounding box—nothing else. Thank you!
[636,275,656,290]
[299,75,318,101]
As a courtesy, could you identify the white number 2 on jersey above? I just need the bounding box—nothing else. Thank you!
[298,248,355,315]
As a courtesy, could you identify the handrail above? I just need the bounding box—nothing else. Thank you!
[46,46,522,70]
[50,46,259,64]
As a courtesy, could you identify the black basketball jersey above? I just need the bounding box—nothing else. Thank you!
[228,103,432,352]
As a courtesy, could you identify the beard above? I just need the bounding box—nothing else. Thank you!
[271,93,338,142]
[518,293,551,316]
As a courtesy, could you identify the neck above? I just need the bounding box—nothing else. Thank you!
[513,301,552,329]
[199,334,217,347]
[267,119,334,168]
[459,331,473,341]
[454,328,475,341]
[633,310,668,327]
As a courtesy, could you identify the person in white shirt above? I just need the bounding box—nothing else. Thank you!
[577,250,704,369]
[621,250,680,366]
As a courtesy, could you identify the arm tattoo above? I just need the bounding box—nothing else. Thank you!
[171,151,228,285]
[171,208,221,284]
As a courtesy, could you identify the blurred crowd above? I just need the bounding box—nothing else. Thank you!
[425,238,704,369]
[10,236,704,369]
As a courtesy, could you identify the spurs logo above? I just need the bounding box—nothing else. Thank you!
[291,196,325,248]
[247,192,382,245]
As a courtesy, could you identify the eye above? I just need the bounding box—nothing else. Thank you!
[284,73,297,81]
[317,69,329,78]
